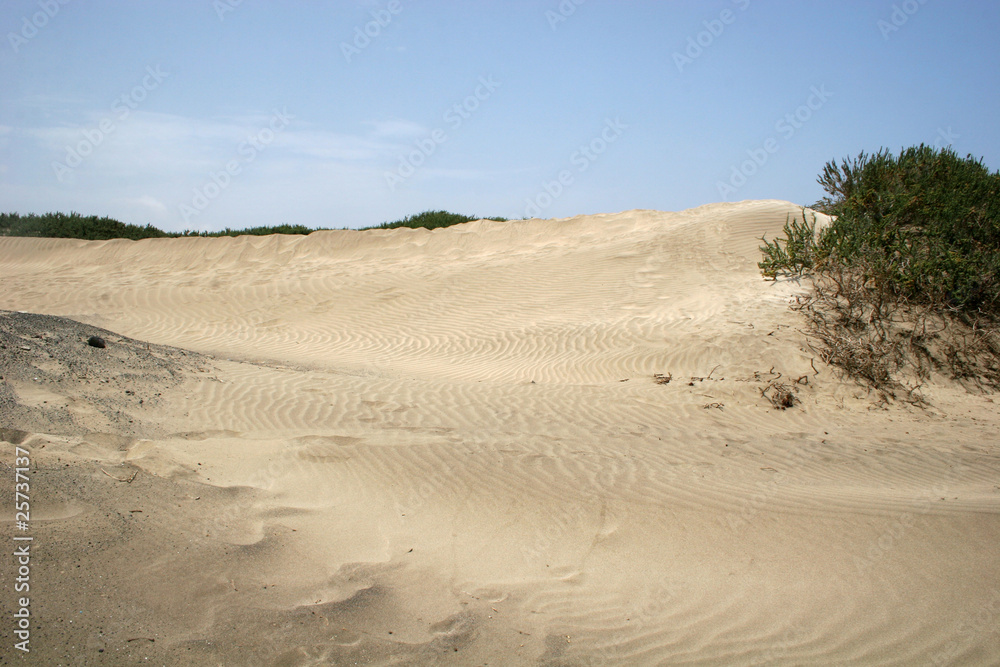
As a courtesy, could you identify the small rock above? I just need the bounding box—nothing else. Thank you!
[87,336,106,349]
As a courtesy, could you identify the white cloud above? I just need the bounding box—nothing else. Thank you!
[420,167,495,181]
[2,102,528,230]
[21,110,404,184]
[124,195,168,215]
[362,118,429,139]
[281,129,394,161]
[10,93,92,121]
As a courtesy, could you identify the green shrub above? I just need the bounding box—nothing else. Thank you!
[0,210,511,239]
[0,213,319,240]
[758,211,819,278]
[0,212,170,241]
[762,145,1000,396]
[200,224,315,237]
[366,210,508,231]
[816,145,1000,316]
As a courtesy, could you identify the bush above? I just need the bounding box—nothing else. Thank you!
[761,145,1000,397]
[814,145,1000,316]
[1,210,512,239]
[200,224,314,237]
[759,211,819,279]
[367,210,507,231]
[0,213,319,240]
[0,212,170,241]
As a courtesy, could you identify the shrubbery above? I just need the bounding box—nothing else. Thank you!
[0,212,316,240]
[761,145,1000,397]
[0,210,508,239]
[199,224,315,237]
[366,210,508,230]
[0,212,171,241]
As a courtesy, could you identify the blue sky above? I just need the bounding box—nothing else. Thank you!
[2,1,998,232]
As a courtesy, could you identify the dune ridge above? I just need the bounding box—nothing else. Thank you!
[1,200,998,665]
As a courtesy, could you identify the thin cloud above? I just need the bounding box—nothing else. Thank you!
[363,118,429,139]
[122,195,168,215]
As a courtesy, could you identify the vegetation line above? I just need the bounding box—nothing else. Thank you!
[0,210,508,241]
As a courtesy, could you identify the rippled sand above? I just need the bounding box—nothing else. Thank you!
[1,200,998,665]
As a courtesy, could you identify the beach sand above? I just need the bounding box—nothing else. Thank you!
[1,200,998,665]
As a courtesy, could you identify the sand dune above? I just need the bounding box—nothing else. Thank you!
[1,200,998,665]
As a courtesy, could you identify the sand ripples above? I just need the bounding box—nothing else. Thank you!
[3,201,999,665]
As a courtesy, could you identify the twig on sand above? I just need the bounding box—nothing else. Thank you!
[761,381,796,409]
[100,467,137,483]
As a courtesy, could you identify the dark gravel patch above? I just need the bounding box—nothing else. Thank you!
[0,310,210,438]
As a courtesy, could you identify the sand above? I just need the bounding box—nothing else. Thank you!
[0,199,998,665]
